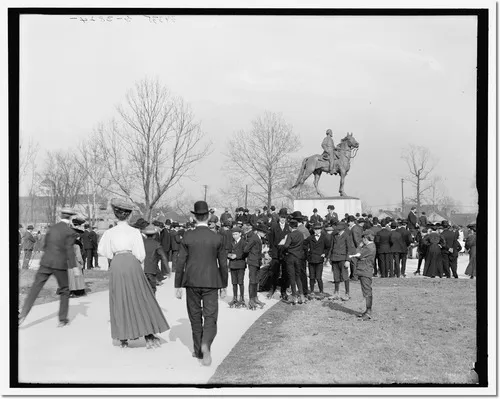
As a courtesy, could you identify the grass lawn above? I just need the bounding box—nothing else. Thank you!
[18,268,110,307]
[210,276,476,385]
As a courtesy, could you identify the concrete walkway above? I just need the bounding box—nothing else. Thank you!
[18,258,279,384]
[18,254,473,384]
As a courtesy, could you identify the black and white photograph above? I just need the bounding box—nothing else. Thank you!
[7,1,495,395]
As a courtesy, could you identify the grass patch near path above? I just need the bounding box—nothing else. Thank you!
[18,268,110,307]
[210,277,476,385]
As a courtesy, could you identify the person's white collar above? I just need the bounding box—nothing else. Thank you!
[196,222,209,227]
[60,218,70,224]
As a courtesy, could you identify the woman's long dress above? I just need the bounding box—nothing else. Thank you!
[423,232,444,278]
[464,234,476,277]
[98,221,169,341]
[68,243,86,292]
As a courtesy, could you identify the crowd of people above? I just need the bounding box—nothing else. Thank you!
[17,200,476,364]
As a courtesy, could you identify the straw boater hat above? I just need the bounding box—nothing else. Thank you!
[110,198,135,211]
[142,224,158,235]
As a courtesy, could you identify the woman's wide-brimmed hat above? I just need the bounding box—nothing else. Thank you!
[191,201,210,215]
[142,223,158,235]
[110,198,135,211]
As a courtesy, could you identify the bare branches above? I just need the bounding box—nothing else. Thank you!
[95,77,211,220]
[19,137,39,184]
[225,111,301,208]
[401,144,437,213]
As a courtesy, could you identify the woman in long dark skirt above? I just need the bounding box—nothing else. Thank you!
[464,224,476,279]
[98,199,169,348]
[423,225,445,278]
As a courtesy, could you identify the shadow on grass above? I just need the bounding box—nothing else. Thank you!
[321,300,360,316]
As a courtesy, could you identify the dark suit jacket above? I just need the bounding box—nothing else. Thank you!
[228,237,246,269]
[268,221,290,259]
[175,226,228,289]
[219,229,233,252]
[418,215,428,227]
[329,231,354,262]
[389,230,405,253]
[244,231,263,267]
[441,229,459,254]
[397,227,413,252]
[283,230,305,260]
[407,211,418,230]
[220,212,233,224]
[304,232,330,263]
[40,221,78,270]
[349,224,363,248]
[81,230,92,250]
[324,212,339,225]
[143,238,168,274]
[375,228,391,254]
[160,228,171,253]
[89,230,98,248]
[22,231,36,250]
[170,231,180,252]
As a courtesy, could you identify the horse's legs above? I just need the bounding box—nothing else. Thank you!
[314,172,323,197]
[339,171,346,196]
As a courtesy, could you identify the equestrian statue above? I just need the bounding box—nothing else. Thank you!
[291,130,359,197]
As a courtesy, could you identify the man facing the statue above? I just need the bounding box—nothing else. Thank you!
[322,129,337,175]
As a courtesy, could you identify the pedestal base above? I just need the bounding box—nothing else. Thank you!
[293,197,362,219]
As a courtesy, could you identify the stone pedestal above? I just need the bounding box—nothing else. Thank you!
[293,196,362,218]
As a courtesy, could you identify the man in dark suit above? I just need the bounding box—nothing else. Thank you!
[244,222,268,309]
[389,222,404,277]
[370,218,382,276]
[418,212,428,228]
[328,222,354,301]
[407,206,419,232]
[309,208,323,225]
[266,208,290,300]
[374,221,391,278]
[397,220,413,277]
[324,205,339,225]
[19,208,80,327]
[347,215,363,281]
[21,225,37,269]
[220,208,233,225]
[440,220,459,278]
[175,201,228,367]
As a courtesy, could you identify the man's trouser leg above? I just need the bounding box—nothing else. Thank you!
[400,253,407,276]
[92,249,99,268]
[300,259,308,295]
[53,268,70,321]
[86,249,93,269]
[286,256,298,297]
[450,255,458,278]
[441,252,451,277]
[22,249,32,269]
[20,265,53,320]
[269,258,281,293]
[350,258,358,280]
[393,253,400,277]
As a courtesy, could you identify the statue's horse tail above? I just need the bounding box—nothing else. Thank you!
[291,157,309,189]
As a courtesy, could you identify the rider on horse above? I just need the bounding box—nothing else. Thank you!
[321,129,338,175]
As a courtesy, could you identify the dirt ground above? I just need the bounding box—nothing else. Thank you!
[210,276,476,385]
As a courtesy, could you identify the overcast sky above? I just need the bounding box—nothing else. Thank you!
[19,13,478,212]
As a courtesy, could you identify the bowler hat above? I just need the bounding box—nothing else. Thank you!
[390,222,398,229]
[60,207,77,215]
[191,201,210,215]
[441,220,450,228]
[290,211,303,220]
[110,198,134,212]
[347,215,356,222]
[254,223,268,233]
[327,205,335,210]
[312,222,323,230]
[244,208,249,213]
[336,222,347,230]
[270,205,276,211]
[313,208,318,213]
[27,225,34,230]
[171,221,180,228]
[288,219,298,228]
[278,208,288,217]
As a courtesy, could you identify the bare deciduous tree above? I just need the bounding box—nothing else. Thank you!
[426,175,446,212]
[19,137,39,184]
[96,78,211,220]
[226,111,301,209]
[76,134,111,224]
[39,151,86,224]
[401,145,436,214]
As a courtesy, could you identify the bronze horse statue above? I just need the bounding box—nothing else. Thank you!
[291,132,359,197]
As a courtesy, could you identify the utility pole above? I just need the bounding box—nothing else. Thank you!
[244,185,248,209]
[401,178,405,213]
[203,185,208,202]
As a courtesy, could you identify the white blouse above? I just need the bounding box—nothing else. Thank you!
[97,221,146,263]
